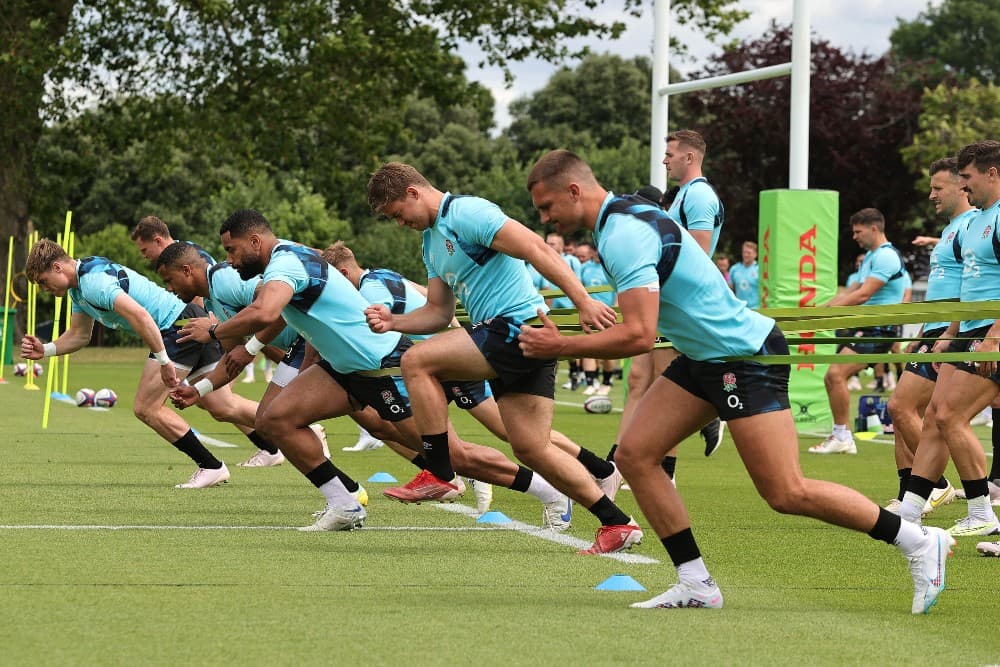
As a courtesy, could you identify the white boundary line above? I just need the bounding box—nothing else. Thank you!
[433,503,659,564]
[0,506,660,564]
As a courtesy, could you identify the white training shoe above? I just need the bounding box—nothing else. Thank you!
[299,502,366,531]
[922,481,956,516]
[468,478,493,515]
[582,382,599,396]
[807,434,857,455]
[596,383,612,396]
[175,463,230,489]
[237,449,285,468]
[884,498,902,514]
[947,514,1000,537]
[313,485,369,517]
[310,423,330,459]
[846,376,862,391]
[541,494,572,532]
[597,463,624,503]
[908,527,955,614]
[342,431,385,452]
[631,578,724,609]
[976,540,1000,557]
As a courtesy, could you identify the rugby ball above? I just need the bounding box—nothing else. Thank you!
[14,362,42,377]
[583,395,614,414]
[75,388,96,407]
[94,388,118,408]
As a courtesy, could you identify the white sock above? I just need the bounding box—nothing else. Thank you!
[967,495,998,522]
[893,519,929,557]
[677,558,713,585]
[833,424,851,439]
[358,426,371,438]
[525,473,562,503]
[899,492,926,525]
[318,477,354,506]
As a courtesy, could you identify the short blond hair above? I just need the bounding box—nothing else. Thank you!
[367,162,432,214]
[321,240,359,269]
[25,239,72,282]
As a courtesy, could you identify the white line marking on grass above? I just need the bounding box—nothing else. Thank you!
[433,503,659,564]
[554,399,623,414]
[191,430,239,448]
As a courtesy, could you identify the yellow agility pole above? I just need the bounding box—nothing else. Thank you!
[24,231,40,391]
[0,235,13,384]
[60,227,74,396]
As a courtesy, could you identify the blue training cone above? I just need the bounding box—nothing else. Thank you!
[595,574,646,591]
[367,471,398,483]
[476,511,512,524]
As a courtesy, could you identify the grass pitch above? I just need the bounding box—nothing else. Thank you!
[1,349,998,666]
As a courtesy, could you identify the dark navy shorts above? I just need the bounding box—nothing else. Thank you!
[947,325,1000,385]
[157,303,223,376]
[442,380,492,410]
[316,337,414,422]
[662,325,791,421]
[470,317,556,399]
[836,325,900,355]
[902,327,947,382]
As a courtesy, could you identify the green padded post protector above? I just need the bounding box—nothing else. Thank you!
[759,189,839,432]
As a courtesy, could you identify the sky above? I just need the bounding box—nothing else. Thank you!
[460,0,940,131]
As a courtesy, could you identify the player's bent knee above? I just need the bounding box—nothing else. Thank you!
[760,482,810,515]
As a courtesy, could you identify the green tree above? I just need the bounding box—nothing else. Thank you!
[3,0,749,333]
[890,0,1000,82]
[900,80,1000,221]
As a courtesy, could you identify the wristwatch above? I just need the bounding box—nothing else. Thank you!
[208,323,219,340]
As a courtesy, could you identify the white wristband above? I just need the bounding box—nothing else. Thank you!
[42,342,57,357]
[244,335,266,356]
[193,378,214,397]
[153,349,170,366]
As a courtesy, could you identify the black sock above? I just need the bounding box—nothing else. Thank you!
[934,476,949,489]
[420,432,453,480]
[606,444,618,462]
[868,508,902,545]
[510,466,533,492]
[587,495,630,526]
[410,454,428,470]
[585,370,598,385]
[304,459,357,492]
[171,429,222,469]
[305,460,337,487]
[896,468,911,501]
[906,474,935,501]
[576,447,615,479]
[661,455,677,479]
[246,430,279,455]
[601,369,614,386]
[661,527,702,567]
[961,478,989,500]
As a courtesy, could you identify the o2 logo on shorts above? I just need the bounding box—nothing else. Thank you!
[722,372,737,393]
[726,394,745,411]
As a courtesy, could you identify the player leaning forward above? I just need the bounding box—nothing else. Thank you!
[21,239,231,488]
[517,149,955,614]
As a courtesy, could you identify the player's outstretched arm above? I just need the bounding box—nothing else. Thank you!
[21,312,95,360]
[492,219,616,332]
[113,293,179,387]
[519,286,657,360]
